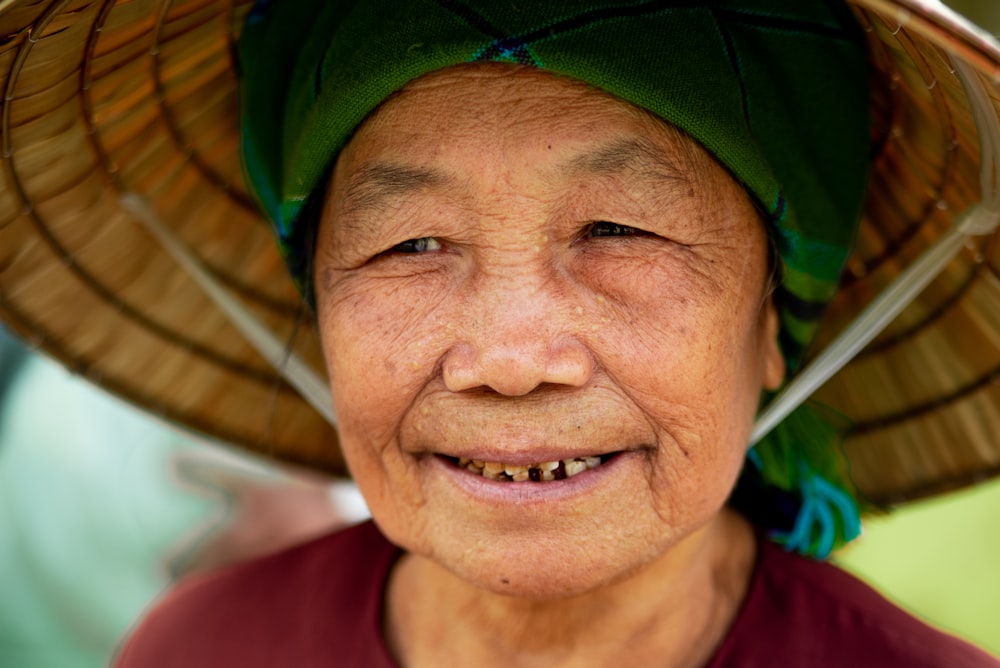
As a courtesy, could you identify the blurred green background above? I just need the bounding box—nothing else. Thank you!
[836,482,1000,656]
[947,0,1000,31]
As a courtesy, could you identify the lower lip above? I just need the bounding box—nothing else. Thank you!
[426,452,639,506]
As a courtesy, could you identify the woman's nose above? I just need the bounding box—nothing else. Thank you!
[441,296,595,396]
[443,336,594,396]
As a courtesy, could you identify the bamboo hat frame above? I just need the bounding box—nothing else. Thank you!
[2,0,1000,506]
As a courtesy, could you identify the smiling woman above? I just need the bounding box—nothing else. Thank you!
[4,0,1000,666]
[315,67,784,614]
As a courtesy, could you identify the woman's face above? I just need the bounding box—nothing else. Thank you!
[314,65,784,598]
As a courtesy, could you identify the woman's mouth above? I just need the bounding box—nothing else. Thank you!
[442,454,619,482]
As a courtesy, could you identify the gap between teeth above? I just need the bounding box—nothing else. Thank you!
[457,456,605,482]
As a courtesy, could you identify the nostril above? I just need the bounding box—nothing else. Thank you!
[442,336,594,395]
[544,336,595,387]
[441,343,485,392]
[442,343,548,395]
[441,342,481,393]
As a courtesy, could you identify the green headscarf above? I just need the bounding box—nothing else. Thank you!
[239,0,871,557]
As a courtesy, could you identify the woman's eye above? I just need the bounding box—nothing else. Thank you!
[389,237,442,253]
[588,221,641,237]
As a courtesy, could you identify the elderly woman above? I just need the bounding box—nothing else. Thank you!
[3,0,1000,666]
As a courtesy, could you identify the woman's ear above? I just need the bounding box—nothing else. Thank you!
[759,298,785,391]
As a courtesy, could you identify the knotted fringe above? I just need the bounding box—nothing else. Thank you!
[738,402,861,559]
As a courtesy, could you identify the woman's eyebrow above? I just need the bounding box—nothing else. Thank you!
[563,137,690,185]
[340,162,451,215]
[339,138,688,216]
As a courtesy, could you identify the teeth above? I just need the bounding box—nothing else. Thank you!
[484,461,505,475]
[455,455,608,482]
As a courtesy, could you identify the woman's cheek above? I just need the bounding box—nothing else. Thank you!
[320,273,455,430]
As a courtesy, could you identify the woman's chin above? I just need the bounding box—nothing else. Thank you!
[401,514,686,602]
[435,543,638,601]
[369,449,728,603]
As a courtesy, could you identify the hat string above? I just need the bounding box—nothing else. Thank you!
[118,193,338,429]
[751,55,1000,446]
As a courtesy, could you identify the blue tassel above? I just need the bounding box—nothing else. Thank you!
[768,462,862,559]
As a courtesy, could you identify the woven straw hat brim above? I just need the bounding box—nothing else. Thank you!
[1,0,998,506]
[812,0,1000,505]
[0,0,341,473]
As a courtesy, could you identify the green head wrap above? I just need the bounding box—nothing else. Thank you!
[239,0,871,557]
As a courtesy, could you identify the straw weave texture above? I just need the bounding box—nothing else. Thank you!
[1,0,999,505]
[815,0,1000,504]
[0,0,342,473]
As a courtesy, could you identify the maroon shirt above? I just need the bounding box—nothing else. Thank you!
[116,521,998,667]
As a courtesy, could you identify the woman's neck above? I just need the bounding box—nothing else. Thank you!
[385,509,757,668]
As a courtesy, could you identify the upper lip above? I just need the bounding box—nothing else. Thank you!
[404,388,650,465]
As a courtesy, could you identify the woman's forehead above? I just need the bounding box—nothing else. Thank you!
[330,64,734,215]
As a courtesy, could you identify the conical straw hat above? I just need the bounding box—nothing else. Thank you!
[1,0,998,506]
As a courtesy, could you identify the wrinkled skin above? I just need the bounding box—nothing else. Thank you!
[314,64,785,666]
